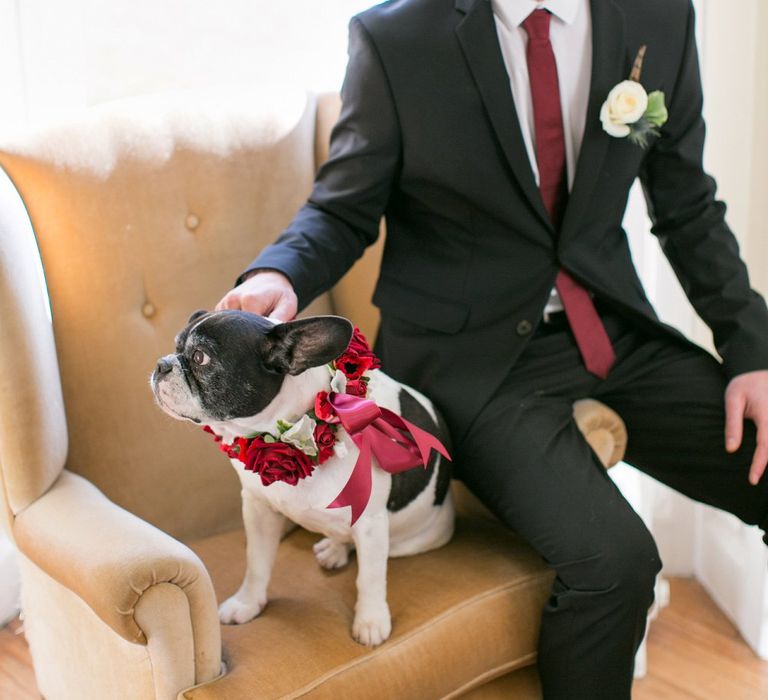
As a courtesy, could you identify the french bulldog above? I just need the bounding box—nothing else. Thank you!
[150,310,454,646]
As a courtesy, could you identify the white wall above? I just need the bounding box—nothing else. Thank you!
[746,1,768,297]
[2,0,374,135]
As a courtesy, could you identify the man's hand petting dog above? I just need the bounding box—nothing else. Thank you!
[215,269,297,322]
[150,311,454,647]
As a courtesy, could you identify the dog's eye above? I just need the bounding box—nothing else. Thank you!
[192,349,210,366]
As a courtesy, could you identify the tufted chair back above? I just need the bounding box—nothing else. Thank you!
[0,87,338,540]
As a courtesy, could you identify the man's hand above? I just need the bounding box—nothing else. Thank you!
[725,370,768,485]
[215,270,297,322]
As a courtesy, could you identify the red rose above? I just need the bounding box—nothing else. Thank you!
[242,439,315,487]
[347,328,382,370]
[235,436,254,461]
[314,423,337,463]
[336,353,374,380]
[314,391,339,423]
[345,378,368,397]
[334,327,381,379]
[237,435,269,464]
[216,435,250,461]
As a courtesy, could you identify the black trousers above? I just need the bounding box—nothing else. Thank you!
[453,305,768,700]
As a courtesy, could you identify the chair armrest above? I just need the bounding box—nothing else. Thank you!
[572,399,627,468]
[13,469,221,684]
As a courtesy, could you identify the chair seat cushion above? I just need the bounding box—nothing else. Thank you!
[183,512,552,699]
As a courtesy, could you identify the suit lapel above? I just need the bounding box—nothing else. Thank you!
[559,0,628,242]
[455,0,553,234]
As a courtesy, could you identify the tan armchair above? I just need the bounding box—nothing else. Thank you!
[0,87,626,699]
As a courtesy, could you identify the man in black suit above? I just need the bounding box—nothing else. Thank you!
[216,0,768,696]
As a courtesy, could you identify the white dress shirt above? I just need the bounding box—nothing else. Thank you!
[492,0,592,190]
[491,0,592,315]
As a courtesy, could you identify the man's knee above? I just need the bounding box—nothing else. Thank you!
[614,528,663,604]
[559,521,662,606]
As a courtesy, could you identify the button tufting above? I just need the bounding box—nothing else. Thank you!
[185,213,200,231]
[142,302,156,318]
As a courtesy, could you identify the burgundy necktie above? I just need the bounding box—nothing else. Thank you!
[522,9,615,379]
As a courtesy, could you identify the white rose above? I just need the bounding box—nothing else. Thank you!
[280,414,318,456]
[600,80,648,138]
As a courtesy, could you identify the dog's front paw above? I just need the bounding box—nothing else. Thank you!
[313,537,351,570]
[218,594,266,625]
[352,604,392,647]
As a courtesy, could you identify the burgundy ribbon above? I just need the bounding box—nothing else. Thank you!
[326,392,451,524]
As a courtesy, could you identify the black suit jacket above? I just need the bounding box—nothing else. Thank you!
[241,0,768,439]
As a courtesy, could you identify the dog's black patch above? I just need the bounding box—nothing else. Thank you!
[387,387,452,512]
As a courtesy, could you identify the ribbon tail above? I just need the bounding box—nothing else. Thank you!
[380,408,453,466]
[326,434,373,525]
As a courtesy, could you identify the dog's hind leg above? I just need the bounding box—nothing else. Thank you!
[218,490,286,625]
[313,537,353,570]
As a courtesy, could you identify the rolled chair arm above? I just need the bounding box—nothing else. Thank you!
[12,469,221,685]
[572,398,627,468]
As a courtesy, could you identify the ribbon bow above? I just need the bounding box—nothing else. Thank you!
[326,392,451,524]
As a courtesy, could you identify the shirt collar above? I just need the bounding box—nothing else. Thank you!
[491,0,581,31]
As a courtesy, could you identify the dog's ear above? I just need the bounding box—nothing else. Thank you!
[188,309,208,324]
[264,316,354,375]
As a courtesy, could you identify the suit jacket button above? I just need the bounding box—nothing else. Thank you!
[516,319,533,336]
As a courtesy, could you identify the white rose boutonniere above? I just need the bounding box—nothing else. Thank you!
[600,45,668,149]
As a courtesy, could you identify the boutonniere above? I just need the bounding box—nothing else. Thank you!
[600,45,668,149]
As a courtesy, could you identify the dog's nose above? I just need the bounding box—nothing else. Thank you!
[156,357,174,376]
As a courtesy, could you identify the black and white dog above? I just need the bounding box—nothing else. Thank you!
[150,310,454,646]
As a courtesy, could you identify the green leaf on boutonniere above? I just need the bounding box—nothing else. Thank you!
[276,419,293,434]
[262,434,277,444]
[645,91,668,128]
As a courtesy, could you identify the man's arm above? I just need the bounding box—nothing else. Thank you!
[639,1,768,482]
[218,17,401,317]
